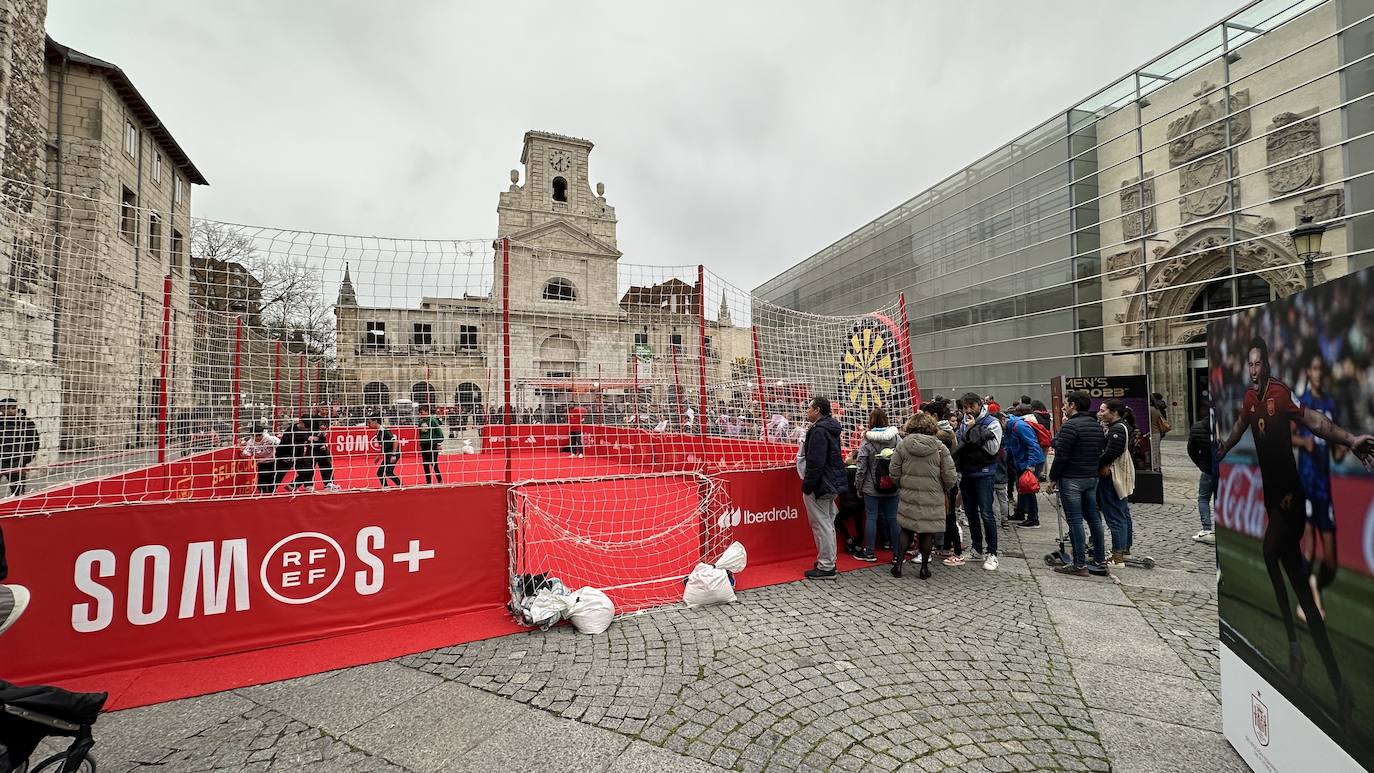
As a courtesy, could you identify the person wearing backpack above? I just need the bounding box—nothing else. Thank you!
[953,393,1004,571]
[853,407,901,562]
[1005,406,1046,528]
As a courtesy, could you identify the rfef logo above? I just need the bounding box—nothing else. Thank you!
[719,506,800,530]
[1251,691,1269,747]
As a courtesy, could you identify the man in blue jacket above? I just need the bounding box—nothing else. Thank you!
[954,393,1004,571]
[1005,407,1046,529]
[799,396,848,580]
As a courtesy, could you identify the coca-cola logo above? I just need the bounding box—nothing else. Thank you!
[1218,464,1268,538]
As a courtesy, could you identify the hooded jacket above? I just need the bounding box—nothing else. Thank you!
[1187,418,1217,476]
[1003,415,1046,472]
[954,407,1003,477]
[801,414,848,497]
[854,426,900,497]
[889,432,956,533]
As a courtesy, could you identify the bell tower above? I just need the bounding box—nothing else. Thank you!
[496,130,617,250]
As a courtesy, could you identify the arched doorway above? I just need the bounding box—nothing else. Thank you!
[455,382,482,407]
[1181,272,1273,422]
[411,381,437,408]
[362,382,390,407]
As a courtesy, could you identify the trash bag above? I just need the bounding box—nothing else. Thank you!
[526,588,574,630]
[715,541,747,573]
[567,587,614,634]
[683,562,735,607]
[460,439,477,455]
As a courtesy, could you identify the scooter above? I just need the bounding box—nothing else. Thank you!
[1042,493,1155,569]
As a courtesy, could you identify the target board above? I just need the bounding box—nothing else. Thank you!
[839,313,918,414]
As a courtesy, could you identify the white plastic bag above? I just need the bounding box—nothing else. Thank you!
[460,439,477,455]
[567,587,615,634]
[683,562,735,607]
[715,541,747,573]
[526,589,574,629]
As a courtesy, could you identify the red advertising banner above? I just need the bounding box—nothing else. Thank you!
[330,425,419,458]
[0,483,508,684]
[717,467,815,567]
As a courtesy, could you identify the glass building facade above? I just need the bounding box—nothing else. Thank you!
[756,0,1374,424]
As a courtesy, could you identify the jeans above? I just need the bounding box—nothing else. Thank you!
[963,475,997,556]
[804,492,839,570]
[1057,477,1105,569]
[863,494,899,555]
[1198,473,1217,531]
[1098,479,1133,553]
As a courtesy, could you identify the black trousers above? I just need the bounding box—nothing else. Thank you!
[943,485,963,555]
[377,456,402,487]
[420,442,442,483]
[311,448,334,484]
[256,460,283,494]
[569,430,584,455]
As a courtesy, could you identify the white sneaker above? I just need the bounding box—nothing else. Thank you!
[325,483,341,492]
[983,554,999,571]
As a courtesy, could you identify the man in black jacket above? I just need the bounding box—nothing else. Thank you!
[1047,391,1108,576]
[0,399,38,497]
[800,396,847,580]
[1186,401,1217,542]
[1096,399,1134,567]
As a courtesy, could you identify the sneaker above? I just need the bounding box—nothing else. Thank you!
[1054,565,1089,577]
[1106,552,1127,568]
[1087,562,1110,576]
[804,566,838,580]
[968,549,985,562]
[0,584,30,636]
[942,555,966,567]
[325,482,341,492]
[1009,513,1026,522]
[1192,530,1215,543]
[1017,521,1042,529]
[983,554,999,571]
[857,550,877,563]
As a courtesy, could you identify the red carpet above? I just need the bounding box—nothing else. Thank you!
[54,548,885,711]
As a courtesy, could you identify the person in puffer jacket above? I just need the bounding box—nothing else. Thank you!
[1004,408,1046,528]
[890,412,956,579]
[853,407,901,562]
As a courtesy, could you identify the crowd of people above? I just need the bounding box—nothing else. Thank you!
[795,390,1148,580]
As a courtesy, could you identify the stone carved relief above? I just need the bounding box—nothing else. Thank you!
[1179,153,1235,223]
[1120,176,1156,240]
[1295,189,1345,223]
[1106,249,1142,275]
[1167,85,1251,167]
[1266,111,1321,196]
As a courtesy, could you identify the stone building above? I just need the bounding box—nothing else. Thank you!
[335,131,752,415]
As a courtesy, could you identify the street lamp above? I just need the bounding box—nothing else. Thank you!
[1291,214,1328,290]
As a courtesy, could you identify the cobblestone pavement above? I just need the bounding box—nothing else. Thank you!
[86,443,1241,772]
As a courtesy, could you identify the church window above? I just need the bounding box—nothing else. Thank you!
[412,322,433,346]
[171,230,185,273]
[543,277,577,301]
[120,186,138,241]
[552,176,568,203]
[459,324,479,351]
[365,321,387,350]
[124,121,138,157]
[148,212,162,259]
[670,333,684,354]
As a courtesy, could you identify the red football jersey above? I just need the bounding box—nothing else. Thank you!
[568,406,585,427]
[1241,378,1304,510]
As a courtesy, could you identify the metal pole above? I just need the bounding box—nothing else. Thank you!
[696,265,708,438]
[502,237,513,484]
[751,325,767,439]
[232,316,242,437]
[272,340,281,434]
[1305,253,1315,290]
[156,275,172,464]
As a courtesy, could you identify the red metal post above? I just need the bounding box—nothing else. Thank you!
[896,292,921,406]
[232,316,243,437]
[596,363,603,424]
[632,354,640,425]
[156,275,172,463]
[751,325,767,439]
[272,341,282,434]
[501,237,513,483]
[696,265,708,438]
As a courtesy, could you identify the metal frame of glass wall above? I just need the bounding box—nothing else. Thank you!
[756,0,1374,423]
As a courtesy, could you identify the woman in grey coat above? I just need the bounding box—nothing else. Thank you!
[889,412,957,579]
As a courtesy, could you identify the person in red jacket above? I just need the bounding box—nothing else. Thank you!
[567,404,586,458]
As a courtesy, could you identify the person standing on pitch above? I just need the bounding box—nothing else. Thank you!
[799,396,847,580]
[1218,337,1373,720]
[368,413,403,488]
[308,406,340,491]
[567,402,586,458]
[1047,391,1108,577]
[417,405,444,484]
[0,398,38,496]
[1295,353,1340,616]
[242,423,281,494]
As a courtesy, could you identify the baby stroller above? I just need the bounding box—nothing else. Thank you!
[0,680,106,773]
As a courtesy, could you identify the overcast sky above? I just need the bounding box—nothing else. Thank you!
[47,0,1242,293]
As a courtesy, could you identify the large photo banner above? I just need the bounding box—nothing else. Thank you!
[1209,267,1374,771]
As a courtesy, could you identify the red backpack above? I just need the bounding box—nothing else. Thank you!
[1030,420,1053,449]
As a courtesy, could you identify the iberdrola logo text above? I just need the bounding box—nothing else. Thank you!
[719,506,800,529]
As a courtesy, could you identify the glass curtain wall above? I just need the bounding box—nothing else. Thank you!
[757,0,1367,425]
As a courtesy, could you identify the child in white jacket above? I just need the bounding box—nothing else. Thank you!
[242,424,281,494]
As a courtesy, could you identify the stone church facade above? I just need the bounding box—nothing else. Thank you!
[335,131,750,414]
[1,0,207,461]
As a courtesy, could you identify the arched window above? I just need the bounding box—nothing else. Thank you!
[411,381,437,408]
[362,382,391,407]
[552,176,568,202]
[455,383,483,407]
[542,277,577,301]
[1189,273,1272,320]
